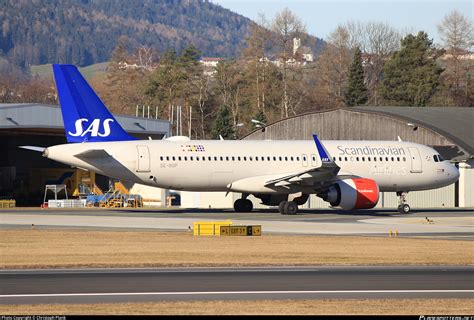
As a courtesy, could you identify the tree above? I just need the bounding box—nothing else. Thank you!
[144,49,186,121]
[345,47,368,106]
[211,105,234,139]
[314,25,353,108]
[214,60,247,128]
[95,37,150,115]
[241,14,273,114]
[271,8,306,118]
[379,32,443,106]
[251,109,267,129]
[345,21,401,105]
[437,10,473,106]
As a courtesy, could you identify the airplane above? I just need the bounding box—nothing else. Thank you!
[21,64,460,215]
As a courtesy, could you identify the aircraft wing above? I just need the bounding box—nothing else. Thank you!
[264,135,340,189]
[264,164,339,188]
[228,135,342,194]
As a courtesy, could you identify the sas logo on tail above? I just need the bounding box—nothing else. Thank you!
[68,118,114,137]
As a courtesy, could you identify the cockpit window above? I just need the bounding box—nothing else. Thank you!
[438,154,444,161]
[433,155,439,162]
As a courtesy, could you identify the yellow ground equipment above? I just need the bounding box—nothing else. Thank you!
[0,200,15,208]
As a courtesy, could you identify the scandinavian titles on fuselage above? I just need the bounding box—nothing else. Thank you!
[337,145,406,156]
[369,165,407,176]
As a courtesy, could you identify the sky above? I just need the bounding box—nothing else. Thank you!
[212,0,473,44]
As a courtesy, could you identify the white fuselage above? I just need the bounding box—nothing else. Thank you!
[44,139,459,194]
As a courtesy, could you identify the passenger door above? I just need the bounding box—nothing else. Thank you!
[136,145,151,172]
[408,147,422,173]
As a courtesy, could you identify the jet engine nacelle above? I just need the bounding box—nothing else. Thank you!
[322,178,380,210]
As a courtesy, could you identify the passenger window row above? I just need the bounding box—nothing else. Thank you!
[333,156,407,162]
[159,155,407,162]
[159,155,304,162]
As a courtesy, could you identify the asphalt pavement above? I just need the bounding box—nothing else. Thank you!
[1,266,473,304]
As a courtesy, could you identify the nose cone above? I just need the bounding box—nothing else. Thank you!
[446,163,460,184]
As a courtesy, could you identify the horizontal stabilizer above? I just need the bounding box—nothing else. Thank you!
[19,146,46,152]
[74,149,112,160]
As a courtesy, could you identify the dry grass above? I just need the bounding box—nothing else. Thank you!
[0,299,473,315]
[1,229,473,268]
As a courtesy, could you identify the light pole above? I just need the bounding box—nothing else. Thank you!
[251,119,266,132]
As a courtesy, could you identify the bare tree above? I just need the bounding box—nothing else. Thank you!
[195,73,211,139]
[438,10,473,103]
[134,46,156,70]
[363,22,401,104]
[315,25,353,108]
[271,8,306,118]
[242,14,273,113]
[214,60,244,127]
[315,21,401,106]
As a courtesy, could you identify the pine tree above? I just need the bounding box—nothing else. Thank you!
[211,105,235,139]
[345,47,368,106]
[379,31,443,106]
[252,109,267,129]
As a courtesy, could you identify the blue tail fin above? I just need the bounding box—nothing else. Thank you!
[52,64,136,143]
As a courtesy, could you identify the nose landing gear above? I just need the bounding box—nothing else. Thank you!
[234,194,253,212]
[397,191,411,214]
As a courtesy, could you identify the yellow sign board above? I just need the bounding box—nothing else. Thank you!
[193,221,233,236]
[220,225,261,236]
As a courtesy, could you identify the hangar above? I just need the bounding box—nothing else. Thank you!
[0,103,170,206]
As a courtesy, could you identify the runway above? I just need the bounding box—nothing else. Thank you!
[1,207,473,239]
[0,266,472,304]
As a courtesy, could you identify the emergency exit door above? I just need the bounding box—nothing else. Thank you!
[136,145,151,172]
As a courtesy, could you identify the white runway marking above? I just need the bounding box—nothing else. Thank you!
[1,290,473,298]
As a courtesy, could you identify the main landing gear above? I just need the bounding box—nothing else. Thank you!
[397,191,411,214]
[234,195,253,212]
[278,200,298,215]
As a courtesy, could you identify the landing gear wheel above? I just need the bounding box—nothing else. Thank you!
[278,201,287,215]
[243,199,253,212]
[278,201,298,215]
[398,204,411,214]
[234,199,245,212]
[234,198,253,212]
[284,201,298,215]
[396,191,411,214]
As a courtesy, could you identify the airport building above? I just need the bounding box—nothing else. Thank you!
[181,107,474,210]
[0,103,170,206]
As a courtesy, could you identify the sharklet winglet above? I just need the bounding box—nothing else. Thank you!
[312,134,333,164]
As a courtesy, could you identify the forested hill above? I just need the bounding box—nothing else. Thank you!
[0,0,257,67]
